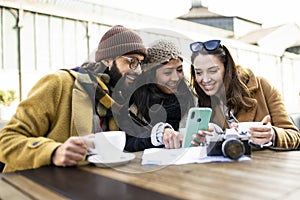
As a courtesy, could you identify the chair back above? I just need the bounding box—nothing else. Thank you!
[289,113,300,150]
[290,113,300,130]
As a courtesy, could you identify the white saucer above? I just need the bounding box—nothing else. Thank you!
[87,152,136,167]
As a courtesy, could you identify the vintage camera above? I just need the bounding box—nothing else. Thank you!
[206,129,251,160]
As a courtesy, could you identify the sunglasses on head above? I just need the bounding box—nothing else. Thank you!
[190,40,221,52]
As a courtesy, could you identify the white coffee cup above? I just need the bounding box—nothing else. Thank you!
[238,122,263,134]
[90,131,126,160]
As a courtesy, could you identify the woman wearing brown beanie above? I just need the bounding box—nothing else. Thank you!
[117,40,196,152]
[0,25,146,172]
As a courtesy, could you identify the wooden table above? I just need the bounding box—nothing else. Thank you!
[1,149,300,200]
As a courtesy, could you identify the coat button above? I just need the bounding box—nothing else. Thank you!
[32,141,39,146]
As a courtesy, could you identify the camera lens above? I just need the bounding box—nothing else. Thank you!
[222,138,245,160]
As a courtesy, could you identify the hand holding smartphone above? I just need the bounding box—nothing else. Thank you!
[182,107,212,148]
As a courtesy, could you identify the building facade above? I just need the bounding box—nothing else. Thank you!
[0,0,299,114]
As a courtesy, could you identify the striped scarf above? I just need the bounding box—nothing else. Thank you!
[66,68,120,131]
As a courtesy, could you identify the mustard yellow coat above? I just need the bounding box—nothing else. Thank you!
[0,70,105,172]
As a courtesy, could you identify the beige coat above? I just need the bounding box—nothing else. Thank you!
[212,70,300,149]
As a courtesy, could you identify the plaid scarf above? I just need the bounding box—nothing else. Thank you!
[66,68,120,131]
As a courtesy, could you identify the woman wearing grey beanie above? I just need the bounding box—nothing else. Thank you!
[118,40,196,152]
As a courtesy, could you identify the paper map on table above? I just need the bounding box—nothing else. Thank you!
[141,147,251,166]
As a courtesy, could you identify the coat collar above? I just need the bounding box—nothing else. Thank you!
[236,68,259,122]
[242,67,259,92]
[236,98,258,122]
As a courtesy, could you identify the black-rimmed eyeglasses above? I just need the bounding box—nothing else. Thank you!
[190,40,221,52]
[121,56,142,70]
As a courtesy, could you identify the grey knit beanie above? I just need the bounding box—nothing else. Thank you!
[95,25,147,61]
[143,39,182,72]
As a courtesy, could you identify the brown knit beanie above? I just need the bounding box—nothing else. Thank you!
[143,39,182,72]
[95,25,146,61]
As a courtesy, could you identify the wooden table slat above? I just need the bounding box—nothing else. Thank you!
[0,174,67,200]
[1,150,300,200]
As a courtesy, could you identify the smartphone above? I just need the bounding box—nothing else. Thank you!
[182,107,212,148]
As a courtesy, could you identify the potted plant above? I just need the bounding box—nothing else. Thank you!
[0,90,17,120]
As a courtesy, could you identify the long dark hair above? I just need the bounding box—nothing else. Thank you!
[190,45,254,115]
